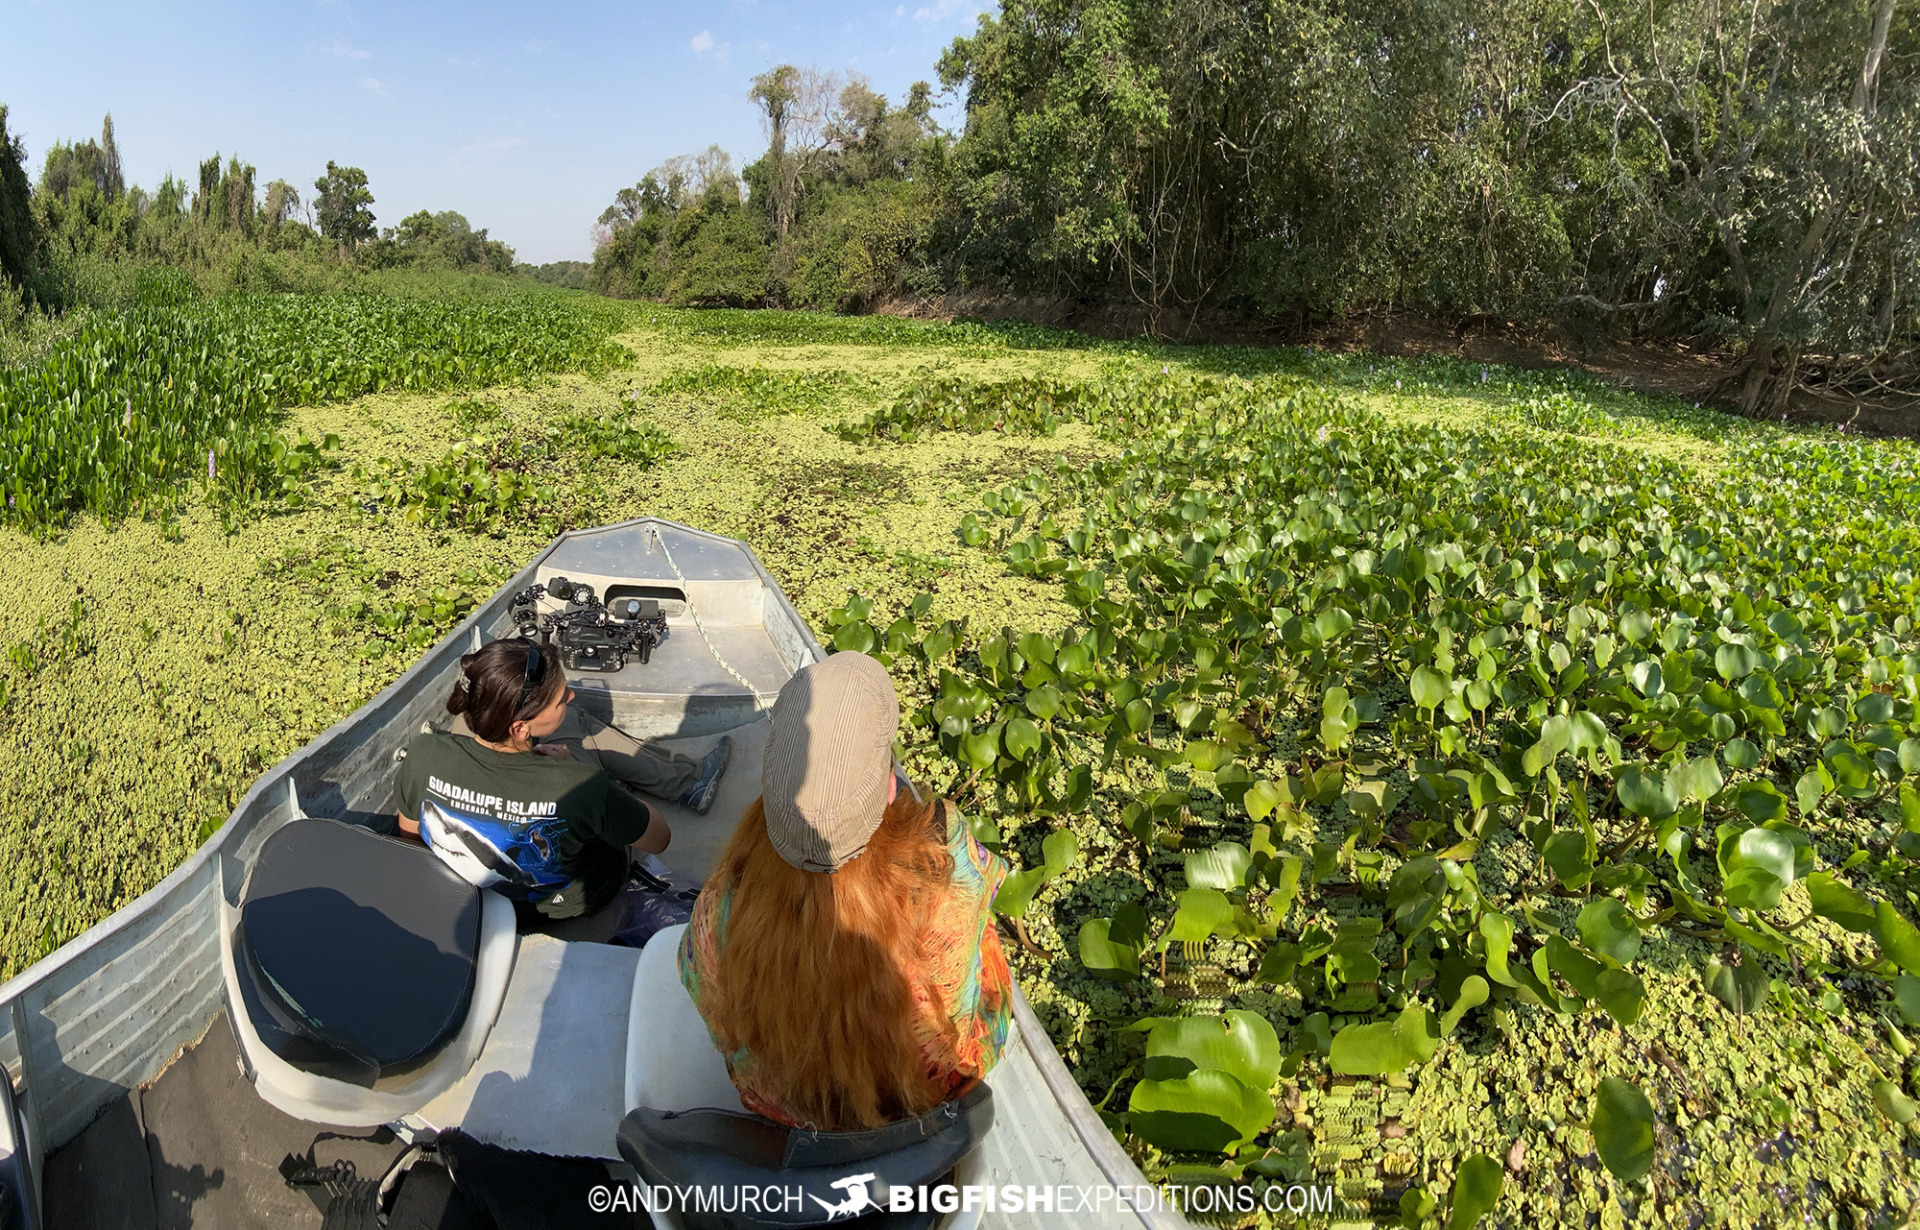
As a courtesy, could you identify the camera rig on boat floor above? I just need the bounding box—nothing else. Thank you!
[510,576,668,672]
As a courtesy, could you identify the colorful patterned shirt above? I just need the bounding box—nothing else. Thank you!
[678,801,1012,1127]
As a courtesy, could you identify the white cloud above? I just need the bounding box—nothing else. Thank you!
[356,76,390,97]
[690,29,714,53]
[318,38,370,60]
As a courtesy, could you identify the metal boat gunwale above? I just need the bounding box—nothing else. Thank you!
[0,517,1187,1229]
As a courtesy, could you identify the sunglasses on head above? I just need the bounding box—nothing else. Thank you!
[515,639,547,710]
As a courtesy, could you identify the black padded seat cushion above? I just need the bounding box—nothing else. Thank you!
[616,1083,993,1230]
[236,818,483,1088]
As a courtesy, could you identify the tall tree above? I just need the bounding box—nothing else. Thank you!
[312,161,376,252]
[749,65,840,236]
[0,105,43,304]
[99,113,123,202]
[223,156,256,234]
[262,179,301,229]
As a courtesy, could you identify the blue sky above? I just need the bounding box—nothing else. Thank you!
[0,0,995,263]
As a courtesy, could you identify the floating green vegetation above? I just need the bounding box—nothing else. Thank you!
[828,367,1920,1225]
[4,306,1919,1226]
[641,362,869,417]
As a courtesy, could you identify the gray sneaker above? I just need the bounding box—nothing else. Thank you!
[678,735,732,815]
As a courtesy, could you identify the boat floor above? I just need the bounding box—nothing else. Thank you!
[44,1011,414,1228]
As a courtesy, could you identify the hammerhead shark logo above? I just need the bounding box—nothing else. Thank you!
[810,1173,880,1220]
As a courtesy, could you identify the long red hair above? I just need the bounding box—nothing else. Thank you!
[699,788,957,1130]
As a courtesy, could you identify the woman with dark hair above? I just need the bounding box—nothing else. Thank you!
[395,637,678,924]
[677,651,1011,1131]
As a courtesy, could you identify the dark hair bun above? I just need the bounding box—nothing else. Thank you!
[446,681,471,715]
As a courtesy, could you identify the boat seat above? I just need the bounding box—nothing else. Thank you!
[617,1084,993,1230]
[221,819,517,1129]
[620,924,992,1230]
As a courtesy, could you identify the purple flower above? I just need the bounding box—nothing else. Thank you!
[208,450,216,480]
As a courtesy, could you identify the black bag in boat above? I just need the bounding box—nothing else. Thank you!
[608,860,702,949]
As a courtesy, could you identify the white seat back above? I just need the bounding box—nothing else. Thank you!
[624,923,744,1115]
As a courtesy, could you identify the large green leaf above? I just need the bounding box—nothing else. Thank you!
[1186,842,1252,891]
[1142,1011,1282,1090]
[1078,918,1141,981]
[1619,611,1655,645]
[960,728,999,772]
[1183,739,1234,771]
[1703,955,1767,1015]
[1616,766,1679,819]
[1874,902,1920,976]
[1243,779,1282,822]
[1544,935,1604,999]
[1714,642,1761,681]
[1544,829,1595,890]
[1590,1077,1657,1181]
[993,868,1049,918]
[1594,969,1647,1027]
[1874,1081,1919,1126]
[1164,888,1237,946]
[1041,830,1080,875]
[1576,899,1642,966]
[1729,780,1790,823]
[992,831,1078,918]
[1723,867,1786,911]
[1439,976,1489,1036]
[1127,1070,1274,1153]
[1674,756,1724,804]
[1003,716,1042,762]
[1410,665,1451,711]
[1480,912,1519,987]
[1893,974,1920,1027]
[1023,684,1063,721]
[1328,1006,1439,1076]
[1717,826,1798,887]
[1446,1153,1505,1230]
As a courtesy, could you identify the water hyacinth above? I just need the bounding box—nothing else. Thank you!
[0,292,629,529]
[824,354,1920,1213]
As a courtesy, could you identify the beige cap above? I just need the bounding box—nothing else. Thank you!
[762,651,900,873]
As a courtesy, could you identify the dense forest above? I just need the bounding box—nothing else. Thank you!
[589,0,1917,416]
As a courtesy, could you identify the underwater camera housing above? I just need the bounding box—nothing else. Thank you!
[510,576,668,672]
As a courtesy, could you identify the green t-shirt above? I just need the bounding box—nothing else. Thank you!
[395,732,653,918]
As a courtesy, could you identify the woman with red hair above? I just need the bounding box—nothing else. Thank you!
[677,651,1012,1131]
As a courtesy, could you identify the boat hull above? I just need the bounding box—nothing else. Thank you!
[0,518,1185,1228]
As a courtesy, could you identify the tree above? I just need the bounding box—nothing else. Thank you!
[0,104,45,306]
[591,146,750,298]
[262,179,301,229]
[749,65,840,235]
[1571,0,1918,414]
[312,161,375,251]
[99,113,123,203]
